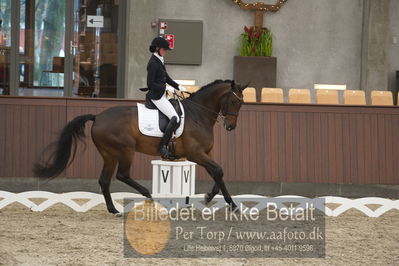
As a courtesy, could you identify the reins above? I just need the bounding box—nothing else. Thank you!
[175,90,242,123]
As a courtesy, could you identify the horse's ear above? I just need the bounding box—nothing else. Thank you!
[230,80,236,89]
[241,82,250,91]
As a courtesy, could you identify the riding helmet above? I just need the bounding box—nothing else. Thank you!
[149,37,171,52]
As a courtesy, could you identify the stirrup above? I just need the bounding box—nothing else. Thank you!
[159,145,169,158]
[159,145,175,160]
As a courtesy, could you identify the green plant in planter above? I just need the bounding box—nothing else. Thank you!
[239,26,273,57]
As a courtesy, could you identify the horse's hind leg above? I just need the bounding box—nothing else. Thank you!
[116,152,152,199]
[98,156,119,214]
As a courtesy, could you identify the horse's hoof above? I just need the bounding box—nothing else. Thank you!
[114,212,123,217]
[145,199,154,204]
[230,204,240,214]
[145,194,153,200]
[204,193,211,205]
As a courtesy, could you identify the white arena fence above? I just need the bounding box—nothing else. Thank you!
[0,191,398,218]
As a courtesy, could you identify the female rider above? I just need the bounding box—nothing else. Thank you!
[146,37,187,159]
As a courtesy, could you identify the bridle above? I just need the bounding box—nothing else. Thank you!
[177,89,243,123]
[221,90,243,118]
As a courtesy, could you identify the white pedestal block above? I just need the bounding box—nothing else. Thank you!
[151,160,196,196]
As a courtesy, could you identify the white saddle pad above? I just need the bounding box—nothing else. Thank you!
[137,101,185,138]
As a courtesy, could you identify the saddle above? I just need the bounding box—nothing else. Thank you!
[136,95,185,139]
[144,95,183,133]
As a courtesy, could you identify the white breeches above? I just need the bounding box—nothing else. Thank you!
[151,92,180,123]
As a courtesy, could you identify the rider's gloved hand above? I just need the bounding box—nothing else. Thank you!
[166,86,175,93]
[178,85,188,93]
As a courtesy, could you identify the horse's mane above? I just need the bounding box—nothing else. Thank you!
[187,79,232,99]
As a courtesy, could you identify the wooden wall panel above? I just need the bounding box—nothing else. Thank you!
[385,115,394,183]
[369,114,379,183]
[0,104,5,177]
[1,96,399,184]
[0,97,67,177]
[361,115,370,184]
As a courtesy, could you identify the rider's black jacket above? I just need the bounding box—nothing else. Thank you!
[146,54,179,100]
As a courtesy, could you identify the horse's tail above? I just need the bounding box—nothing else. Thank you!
[33,114,96,180]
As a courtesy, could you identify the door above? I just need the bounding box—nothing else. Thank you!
[0,0,11,95]
[18,0,66,96]
[70,0,121,98]
[3,0,125,98]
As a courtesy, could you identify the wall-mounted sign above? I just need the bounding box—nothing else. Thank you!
[87,16,104,28]
[158,19,203,65]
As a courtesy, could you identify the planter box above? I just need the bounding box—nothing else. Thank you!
[233,56,277,101]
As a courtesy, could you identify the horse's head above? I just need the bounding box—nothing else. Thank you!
[221,81,248,131]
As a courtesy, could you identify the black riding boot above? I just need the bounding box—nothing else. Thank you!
[158,116,178,159]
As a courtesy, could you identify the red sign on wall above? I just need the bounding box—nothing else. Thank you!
[165,34,175,49]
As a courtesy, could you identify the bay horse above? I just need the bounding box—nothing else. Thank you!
[34,80,248,215]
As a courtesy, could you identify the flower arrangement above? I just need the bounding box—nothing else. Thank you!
[239,26,273,57]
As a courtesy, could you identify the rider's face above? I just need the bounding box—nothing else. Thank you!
[158,48,167,57]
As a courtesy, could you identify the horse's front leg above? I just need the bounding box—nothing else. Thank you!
[204,183,219,204]
[189,152,237,211]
